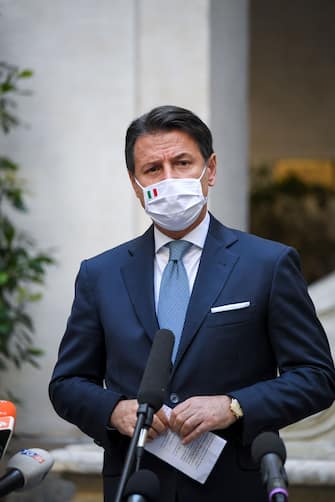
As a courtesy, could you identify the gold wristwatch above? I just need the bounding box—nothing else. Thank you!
[230,398,244,419]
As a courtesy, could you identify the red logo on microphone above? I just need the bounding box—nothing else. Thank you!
[20,449,46,464]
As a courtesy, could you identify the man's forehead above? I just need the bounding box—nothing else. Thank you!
[133,130,201,160]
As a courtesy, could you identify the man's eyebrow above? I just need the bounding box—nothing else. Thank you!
[173,152,194,160]
[140,152,194,168]
[140,158,161,168]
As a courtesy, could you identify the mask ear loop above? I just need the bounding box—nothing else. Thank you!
[199,163,208,181]
[198,164,209,207]
[134,177,145,190]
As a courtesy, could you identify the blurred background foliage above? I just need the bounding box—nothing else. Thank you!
[250,164,335,284]
[0,62,54,385]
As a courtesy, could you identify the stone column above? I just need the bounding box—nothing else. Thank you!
[209,0,250,230]
[132,0,210,234]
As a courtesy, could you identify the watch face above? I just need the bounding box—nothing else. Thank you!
[231,399,243,418]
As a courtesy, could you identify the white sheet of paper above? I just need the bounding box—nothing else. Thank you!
[144,405,226,484]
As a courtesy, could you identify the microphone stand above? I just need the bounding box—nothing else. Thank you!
[135,406,155,472]
[114,404,154,502]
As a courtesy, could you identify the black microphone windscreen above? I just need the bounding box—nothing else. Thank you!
[137,329,174,411]
[251,432,287,465]
[124,469,160,501]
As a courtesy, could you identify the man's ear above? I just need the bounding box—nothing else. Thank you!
[207,153,217,187]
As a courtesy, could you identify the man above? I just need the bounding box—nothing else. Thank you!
[49,105,335,501]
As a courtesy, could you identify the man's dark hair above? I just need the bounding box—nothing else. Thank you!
[125,105,214,174]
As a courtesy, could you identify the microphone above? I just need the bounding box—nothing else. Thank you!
[251,432,288,502]
[137,329,175,450]
[114,329,174,502]
[0,448,54,497]
[124,469,160,502]
[138,328,175,409]
[0,400,17,461]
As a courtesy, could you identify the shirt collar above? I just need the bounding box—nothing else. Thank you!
[154,212,210,254]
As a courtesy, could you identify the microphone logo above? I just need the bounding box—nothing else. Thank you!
[19,449,46,464]
[0,418,14,429]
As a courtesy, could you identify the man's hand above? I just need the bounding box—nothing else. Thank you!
[169,395,237,445]
[110,399,169,439]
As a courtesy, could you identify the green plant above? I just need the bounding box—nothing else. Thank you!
[250,165,335,284]
[0,62,54,374]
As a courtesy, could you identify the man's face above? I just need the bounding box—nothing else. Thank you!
[129,129,216,208]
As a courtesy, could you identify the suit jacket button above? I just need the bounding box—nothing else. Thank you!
[170,393,179,404]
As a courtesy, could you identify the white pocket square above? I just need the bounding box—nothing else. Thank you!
[211,301,250,313]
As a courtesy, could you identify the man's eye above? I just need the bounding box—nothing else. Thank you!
[146,165,160,173]
[176,160,191,167]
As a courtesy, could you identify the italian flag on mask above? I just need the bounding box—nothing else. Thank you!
[146,188,158,201]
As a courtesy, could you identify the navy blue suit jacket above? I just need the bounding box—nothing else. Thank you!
[49,215,335,500]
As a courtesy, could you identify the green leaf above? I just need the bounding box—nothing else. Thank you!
[0,273,9,285]
[16,312,34,331]
[27,292,42,302]
[0,321,12,335]
[0,157,18,171]
[3,219,15,244]
[26,358,40,369]
[6,188,26,211]
[18,69,33,79]
[0,82,15,93]
[27,347,44,356]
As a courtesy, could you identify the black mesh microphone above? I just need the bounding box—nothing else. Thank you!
[114,330,174,502]
[137,329,175,411]
[124,469,160,502]
[252,432,288,502]
[136,329,174,463]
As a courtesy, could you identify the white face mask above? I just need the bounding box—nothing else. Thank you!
[135,166,207,231]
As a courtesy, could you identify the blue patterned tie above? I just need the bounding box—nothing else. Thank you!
[157,240,192,362]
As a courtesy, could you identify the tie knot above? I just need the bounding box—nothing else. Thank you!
[167,240,192,262]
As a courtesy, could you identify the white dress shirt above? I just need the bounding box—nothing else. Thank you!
[154,212,210,310]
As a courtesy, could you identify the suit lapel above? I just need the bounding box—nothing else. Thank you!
[121,216,240,360]
[121,226,159,342]
[173,216,240,370]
